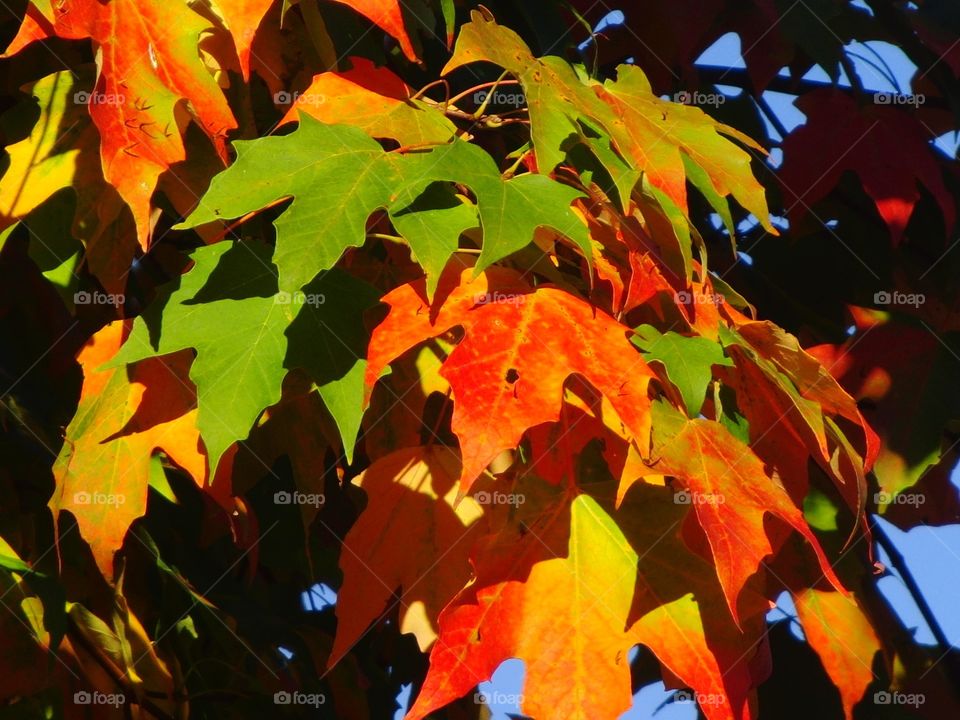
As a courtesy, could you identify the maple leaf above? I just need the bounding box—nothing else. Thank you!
[211,0,276,80]
[5,0,238,248]
[0,70,102,229]
[408,484,770,720]
[366,265,656,493]
[714,349,830,503]
[51,323,205,578]
[0,1,55,58]
[564,0,804,94]
[279,57,457,146]
[0,544,66,697]
[646,415,846,625]
[780,89,955,244]
[389,182,480,298]
[1,3,957,718]
[586,213,681,315]
[716,321,875,524]
[733,321,868,434]
[623,483,770,720]
[564,0,727,91]
[406,492,638,720]
[109,240,378,474]
[361,339,451,457]
[180,115,590,294]
[595,66,771,226]
[525,394,617,485]
[330,446,484,664]
[442,11,774,229]
[328,0,418,61]
[632,325,733,417]
[794,588,880,720]
[0,69,141,297]
[882,448,960,528]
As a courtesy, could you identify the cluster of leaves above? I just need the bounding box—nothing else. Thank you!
[0,1,958,719]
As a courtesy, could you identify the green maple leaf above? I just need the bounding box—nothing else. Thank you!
[389,181,479,298]
[108,240,378,473]
[632,325,732,417]
[178,115,590,295]
[442,11,774,236]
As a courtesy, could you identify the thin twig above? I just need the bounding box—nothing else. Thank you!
[873,521,955,654]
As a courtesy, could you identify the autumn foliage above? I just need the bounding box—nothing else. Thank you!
[0,1,958,719]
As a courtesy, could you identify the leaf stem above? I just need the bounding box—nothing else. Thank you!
[411,78,450,102]
[390,140,451,153]
[366,232,404,243]
[502,148,533,178]
[438,105,530,127]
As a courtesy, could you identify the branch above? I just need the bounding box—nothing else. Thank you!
[872,521,955,654]
[695,65,950,110]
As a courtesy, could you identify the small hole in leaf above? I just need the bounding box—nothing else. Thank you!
[505,368,520,383]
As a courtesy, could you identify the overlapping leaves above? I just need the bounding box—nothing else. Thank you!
[443,11,774,230]
[0,4,923,720]
[180,115,591,295]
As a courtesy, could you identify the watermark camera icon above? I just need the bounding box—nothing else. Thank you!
[74,290,124,307]
[674,489,724,506]
[473,490,525,507]
[873,690,925,707]
[275,291,325,306]
[474,690,523,705]
[74,491,125,506]
[274,90,326,106]
[472,89,525,107]
[874,92,924,107]
[874,290,925,308]
[274,490,324,507]
[874,491,925,507]
[475,291,525,305]
[675,290,724,305]
[73,690,124,707]
[73,90,124,105]
[674,689,725,707]
[273,690,325,706]
[674,90,726,107]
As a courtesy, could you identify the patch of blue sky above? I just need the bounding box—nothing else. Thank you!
[875,518,960,647]
[301,582,337,611]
